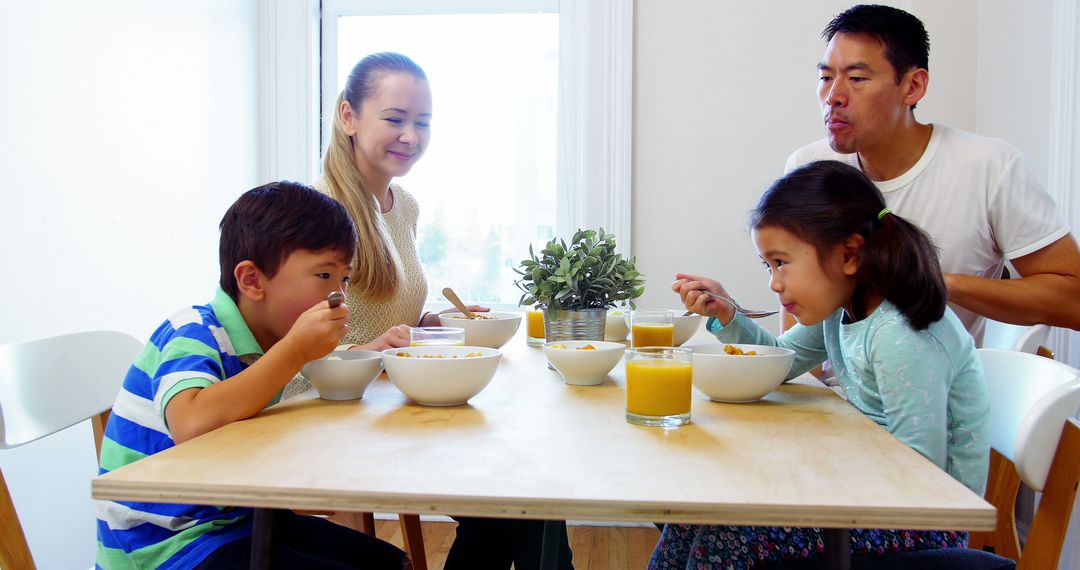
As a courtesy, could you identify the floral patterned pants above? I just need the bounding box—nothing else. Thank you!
[649,524,969,570]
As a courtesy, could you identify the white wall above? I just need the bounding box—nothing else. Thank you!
[631,0,979,331]
[0,1,258,567]
[976,0,1053,179]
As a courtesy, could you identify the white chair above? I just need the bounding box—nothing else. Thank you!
[0,330,141,569]
[982,321,1050,355]
[967,348,1080,568]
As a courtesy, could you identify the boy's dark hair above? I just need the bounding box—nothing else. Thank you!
[749,161,946,331]
[218,181,358,301]
[823,4,930,83]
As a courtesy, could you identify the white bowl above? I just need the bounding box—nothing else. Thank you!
[381,346,502,406]
[300,350,384,400]
[604,310,629,341]
[543,340,626,386]
[438,312,522,348]
[691,343,795,403]
[673,312,703,346]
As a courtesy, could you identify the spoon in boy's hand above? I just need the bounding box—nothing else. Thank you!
[442,287,476,319]
[327,291,345,309]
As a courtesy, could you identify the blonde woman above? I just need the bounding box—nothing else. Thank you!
[320,52,574,569]
[321,52,486,351]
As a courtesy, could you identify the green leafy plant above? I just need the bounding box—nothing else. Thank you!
[514,228,645,318]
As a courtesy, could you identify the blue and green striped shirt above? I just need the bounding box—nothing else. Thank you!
[96,288,279,569]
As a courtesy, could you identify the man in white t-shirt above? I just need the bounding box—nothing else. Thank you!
[785,4,1080,345]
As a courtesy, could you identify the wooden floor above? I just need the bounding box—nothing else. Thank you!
[373,519,661,570]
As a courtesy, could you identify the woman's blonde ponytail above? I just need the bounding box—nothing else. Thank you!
[323,92,401,299]
[324,53,427,299]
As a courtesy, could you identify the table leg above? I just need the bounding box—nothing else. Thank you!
[251,508,275,570]
[823,528,851,570]
[538,520,562,570]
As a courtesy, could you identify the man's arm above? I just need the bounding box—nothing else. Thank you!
[945,234,1080,330]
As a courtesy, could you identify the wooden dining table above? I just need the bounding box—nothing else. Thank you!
[92,325,995,569]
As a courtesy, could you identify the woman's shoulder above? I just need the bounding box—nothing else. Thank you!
[391,183,418,205]
[390,183,420,216]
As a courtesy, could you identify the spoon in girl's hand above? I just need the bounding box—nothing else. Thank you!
[327,291,345,308]
[442,287,476,319]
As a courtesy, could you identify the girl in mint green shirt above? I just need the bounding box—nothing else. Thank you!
[659,160,990,569]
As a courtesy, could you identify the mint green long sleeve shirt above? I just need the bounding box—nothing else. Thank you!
[707,301,990,495]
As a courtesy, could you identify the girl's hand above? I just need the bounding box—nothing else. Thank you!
[671,273,737,324]
[281,299,350,364]
[421,306,490,327]
[354,324,412,351]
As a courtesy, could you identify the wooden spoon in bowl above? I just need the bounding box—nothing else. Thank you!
[442,287,477,319]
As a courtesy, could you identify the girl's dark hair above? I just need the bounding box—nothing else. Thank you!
[218,181,358,301]
[750,160,946,330]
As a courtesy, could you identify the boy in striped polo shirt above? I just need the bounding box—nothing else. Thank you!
[96,181,409,569]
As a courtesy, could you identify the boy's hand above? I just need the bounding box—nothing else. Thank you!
[671,272,737,323]
[356,324,411,351]
[281,299,350,364]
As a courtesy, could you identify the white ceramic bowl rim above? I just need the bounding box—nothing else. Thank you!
[542,340,626,352]
[691,343,795,357]
[439,311,521,321]
[382,345,502,358]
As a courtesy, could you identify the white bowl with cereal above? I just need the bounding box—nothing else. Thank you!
[438,311,522,348]
[381,346,502,406]
[542,340,626,386]
[300,350,384,400]
[690,343,795,403]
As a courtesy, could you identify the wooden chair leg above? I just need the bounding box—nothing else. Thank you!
[362,512,376,536]
[92,409,111,461]
[0,468,36,570]
[1018,420,1080,570]
[969,449,1021,561]
[400,514,427,570]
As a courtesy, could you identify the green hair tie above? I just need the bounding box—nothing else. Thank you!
[877,207,891,221]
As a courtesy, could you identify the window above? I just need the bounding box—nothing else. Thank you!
[259,0,632,310]
[327,9,559,305]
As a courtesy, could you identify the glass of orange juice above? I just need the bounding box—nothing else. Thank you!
[625,347,692,427]
[526,308,545,346]
[630,310,675,348]
[410,327,465,346]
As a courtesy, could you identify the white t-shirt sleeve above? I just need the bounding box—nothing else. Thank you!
[988,153,1069,260]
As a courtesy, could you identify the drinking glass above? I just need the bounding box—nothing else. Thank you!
[630,310,675,348]
[625,347,692,427]
[526,309,545,347]
[410,327,465,347]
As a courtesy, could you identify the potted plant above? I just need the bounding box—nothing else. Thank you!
[514,228,645,341]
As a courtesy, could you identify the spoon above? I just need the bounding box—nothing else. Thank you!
[326,291,345,308]
[442,287,476,319]
[684,291,779,319]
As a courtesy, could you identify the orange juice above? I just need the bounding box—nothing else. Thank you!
[526,310,545,338]
[631,324,675,347]
[625,359,692,416]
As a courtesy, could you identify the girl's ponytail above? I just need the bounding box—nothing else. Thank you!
[858,211,946,330]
